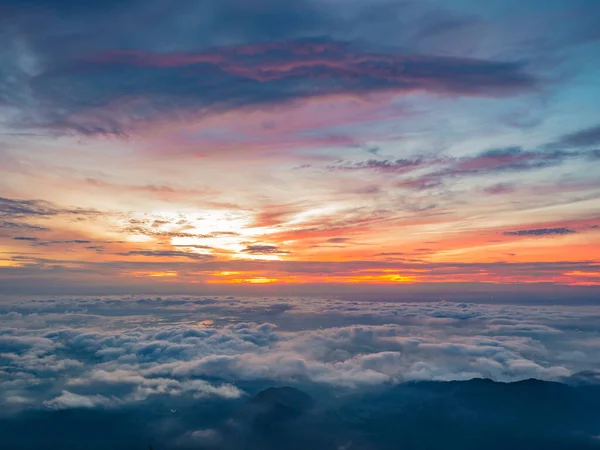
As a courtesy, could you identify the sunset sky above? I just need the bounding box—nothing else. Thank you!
[3,3,600,448]
[1,0,599,298]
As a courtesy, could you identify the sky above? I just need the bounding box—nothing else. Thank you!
[1,0,600,299]
[3,3,600,446]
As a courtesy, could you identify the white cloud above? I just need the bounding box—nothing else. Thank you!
[43,391,118,409]
[1,295,599,411]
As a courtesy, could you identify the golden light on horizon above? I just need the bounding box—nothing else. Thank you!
[131,271,179,278]
[207,276,279,284]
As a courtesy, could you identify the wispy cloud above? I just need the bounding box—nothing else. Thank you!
[242,244,289,255]
[0,220,51,232]
[550,124,600,148]
[503,227,577,237]
[117,250,214,261]
[0,197,101,220]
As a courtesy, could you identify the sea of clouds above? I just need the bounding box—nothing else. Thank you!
[1,295,599,414]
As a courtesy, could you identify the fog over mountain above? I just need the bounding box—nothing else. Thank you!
[3,380,600,449]
[1,296,600,449]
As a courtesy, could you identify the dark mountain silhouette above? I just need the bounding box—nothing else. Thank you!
[247,386,314,411]
[241,386,315,433]
[2,378,600,449]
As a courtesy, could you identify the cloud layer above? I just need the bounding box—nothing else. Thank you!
[2,295,599,415]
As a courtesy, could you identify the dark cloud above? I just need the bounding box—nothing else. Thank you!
[0,197,59,219]
[11,237,95,246]
[1,0,552,138]
[396,176,443,190]
[332,146,581,190]
[242,244,289,255]
[0,220,51,232]
[483,183,516,195]
[86,245,105,253]
[328,158,428,173]
[5,0,600,140]
[390,146,587,189]
[551,124,600,148]
[503,227,576,237]
[124,226,201,239]
[117,250,214,261]
[124,224,239,239]
[41,239,92,246]
[4,36,534,135]
[451,147,572,174]
[0,197,102,220]
[326,237,350,243]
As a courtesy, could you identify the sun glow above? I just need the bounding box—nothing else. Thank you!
[329,274,417,283]
[148,271,178,277]
[208,276,279,284]
[206,270,416,284]
[131,271,179,277]
[0,259,20,267]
